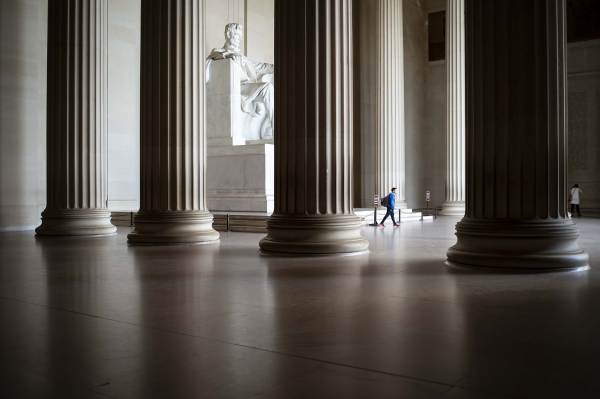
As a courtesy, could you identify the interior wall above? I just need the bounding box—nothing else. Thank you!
[568,39,600,216]
[246,0,274,64]
[206,0,246,57]
[107,0,141,211]
[0,0,48,231]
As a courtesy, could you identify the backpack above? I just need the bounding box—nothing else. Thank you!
[380,194,389,207]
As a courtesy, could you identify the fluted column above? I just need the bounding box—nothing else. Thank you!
[375,0,406,208]
[128,0,219,245]
[259,0,368,254]
[36,0,116,237]
[447,0,588,270]
[440,0,465,216]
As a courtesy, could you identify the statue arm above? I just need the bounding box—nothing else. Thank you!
[208,48,242,61]
[254,61,274,75]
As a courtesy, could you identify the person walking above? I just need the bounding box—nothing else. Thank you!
[379,187,400,227]
[570,184,583,217]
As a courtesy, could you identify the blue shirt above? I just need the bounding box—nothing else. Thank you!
[387,192,396,209]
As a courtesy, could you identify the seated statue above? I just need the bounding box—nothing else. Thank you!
[207,23,274,141]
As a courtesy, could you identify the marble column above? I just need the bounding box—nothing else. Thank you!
[440,0,466,216]
[259,0,368,254]
[375,0,407,208]
[128,0,219,245]
[36,0,116,237]
[447,0,588,270]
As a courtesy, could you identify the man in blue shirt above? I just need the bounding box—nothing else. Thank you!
[379,187,399,227]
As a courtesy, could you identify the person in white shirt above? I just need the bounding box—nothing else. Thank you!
[569,184,583,217]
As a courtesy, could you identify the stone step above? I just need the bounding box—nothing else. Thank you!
[110,211,134,227]
[355,209,436,224]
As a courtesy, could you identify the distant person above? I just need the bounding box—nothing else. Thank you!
[569,184,583,217]
[379,187,400,227]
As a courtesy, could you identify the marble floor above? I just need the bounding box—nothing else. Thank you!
[0,216,599,398]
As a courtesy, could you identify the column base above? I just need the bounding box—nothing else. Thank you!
[440,201,465,216]
[259,214,369,255]
[36,208,116,237]
[447,217,589,271]
[128,210,220,245]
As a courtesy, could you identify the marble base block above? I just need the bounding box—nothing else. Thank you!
[207,143,274,213]
[440,201,465,216]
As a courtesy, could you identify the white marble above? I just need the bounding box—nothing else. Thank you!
[207,23,274,144]
[206,0,246,56]
[206,59,246,146]
[107,0,140,212]
[246,0,274,64]
[0,0,47,231]
[207,143,274,213]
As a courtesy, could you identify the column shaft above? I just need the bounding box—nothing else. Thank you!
[440,0,466,216]
[128,0,218,244]
[375,0,406,208]
[447,0,588,270]
[259,0,368,254]
[37,0,115,237]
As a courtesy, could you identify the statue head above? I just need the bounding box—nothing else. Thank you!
[224,23,243,53]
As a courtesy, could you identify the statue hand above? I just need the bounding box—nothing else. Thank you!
[229,54,242,64]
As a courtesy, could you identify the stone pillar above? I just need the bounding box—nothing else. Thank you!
[128,0,219,245]
[36,0,116,237]
[440,0,466,216]
[375,0,407,208]
[447,0,588,270]
[259,0,368,254]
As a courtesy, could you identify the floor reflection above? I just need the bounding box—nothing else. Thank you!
[0,218,599,397]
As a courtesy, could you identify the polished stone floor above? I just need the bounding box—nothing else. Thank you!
[0,217,599,398]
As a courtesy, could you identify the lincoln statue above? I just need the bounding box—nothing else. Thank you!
[207,23,274,140]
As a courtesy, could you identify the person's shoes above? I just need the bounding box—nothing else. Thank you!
[379,223,385,227]
[393,224,400,227]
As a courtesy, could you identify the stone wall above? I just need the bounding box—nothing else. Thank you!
[107,0,141,212]
[246,0,274,64]
[568,39,600,216]
[0,0,47,231]
[206,0,246,56]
